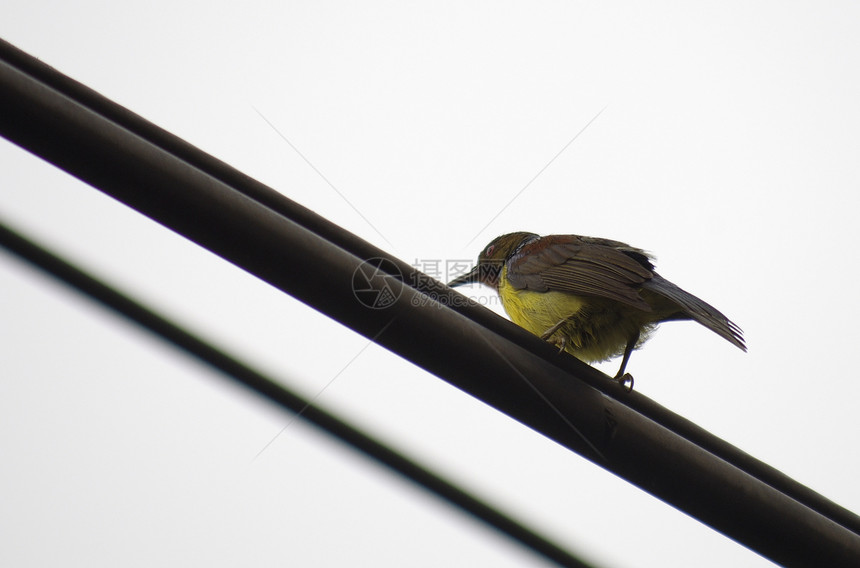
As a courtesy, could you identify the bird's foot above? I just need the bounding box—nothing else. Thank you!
[540,318,569,340]
[548,336,567,354]
[540,320,570,353]
[614,372,634,392]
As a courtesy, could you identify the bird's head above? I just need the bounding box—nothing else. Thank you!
[448,232,539,290]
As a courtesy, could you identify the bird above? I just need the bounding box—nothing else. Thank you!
[448,232,745,388]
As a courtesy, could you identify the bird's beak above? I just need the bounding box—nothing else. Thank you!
[447,265,481,288]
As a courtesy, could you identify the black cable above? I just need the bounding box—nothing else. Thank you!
[0,219,598,568]
[1,41,859,566]
[0,36,854,538]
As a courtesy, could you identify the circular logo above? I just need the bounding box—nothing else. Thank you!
[352,257,403,309]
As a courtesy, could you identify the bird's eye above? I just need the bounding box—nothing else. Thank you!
[486,245,495,256]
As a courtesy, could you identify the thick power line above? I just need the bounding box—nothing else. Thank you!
[1,38,858,567]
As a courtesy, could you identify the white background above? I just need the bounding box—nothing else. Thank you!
[1,2,859,567]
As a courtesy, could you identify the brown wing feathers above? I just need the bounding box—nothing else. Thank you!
[506,236,654,310]
[642,274,747,351]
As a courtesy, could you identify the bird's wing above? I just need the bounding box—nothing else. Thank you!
[505,235,654,311]
[642,274,746,351]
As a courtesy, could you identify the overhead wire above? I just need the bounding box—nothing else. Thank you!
[0,37,853,537]
[0,219,597,568]
[1,38,859,567]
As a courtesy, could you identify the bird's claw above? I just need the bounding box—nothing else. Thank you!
[614,372,634,392]
[541,321,569,354]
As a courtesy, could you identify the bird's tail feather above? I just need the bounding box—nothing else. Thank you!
[644,274,746,352]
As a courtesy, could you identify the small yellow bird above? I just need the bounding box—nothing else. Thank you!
[449,232,745,387]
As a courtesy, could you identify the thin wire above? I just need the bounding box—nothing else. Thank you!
[464,105,608,248]
[253,106,396,250]
[0,218,598,568]
[252,319,396,462]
